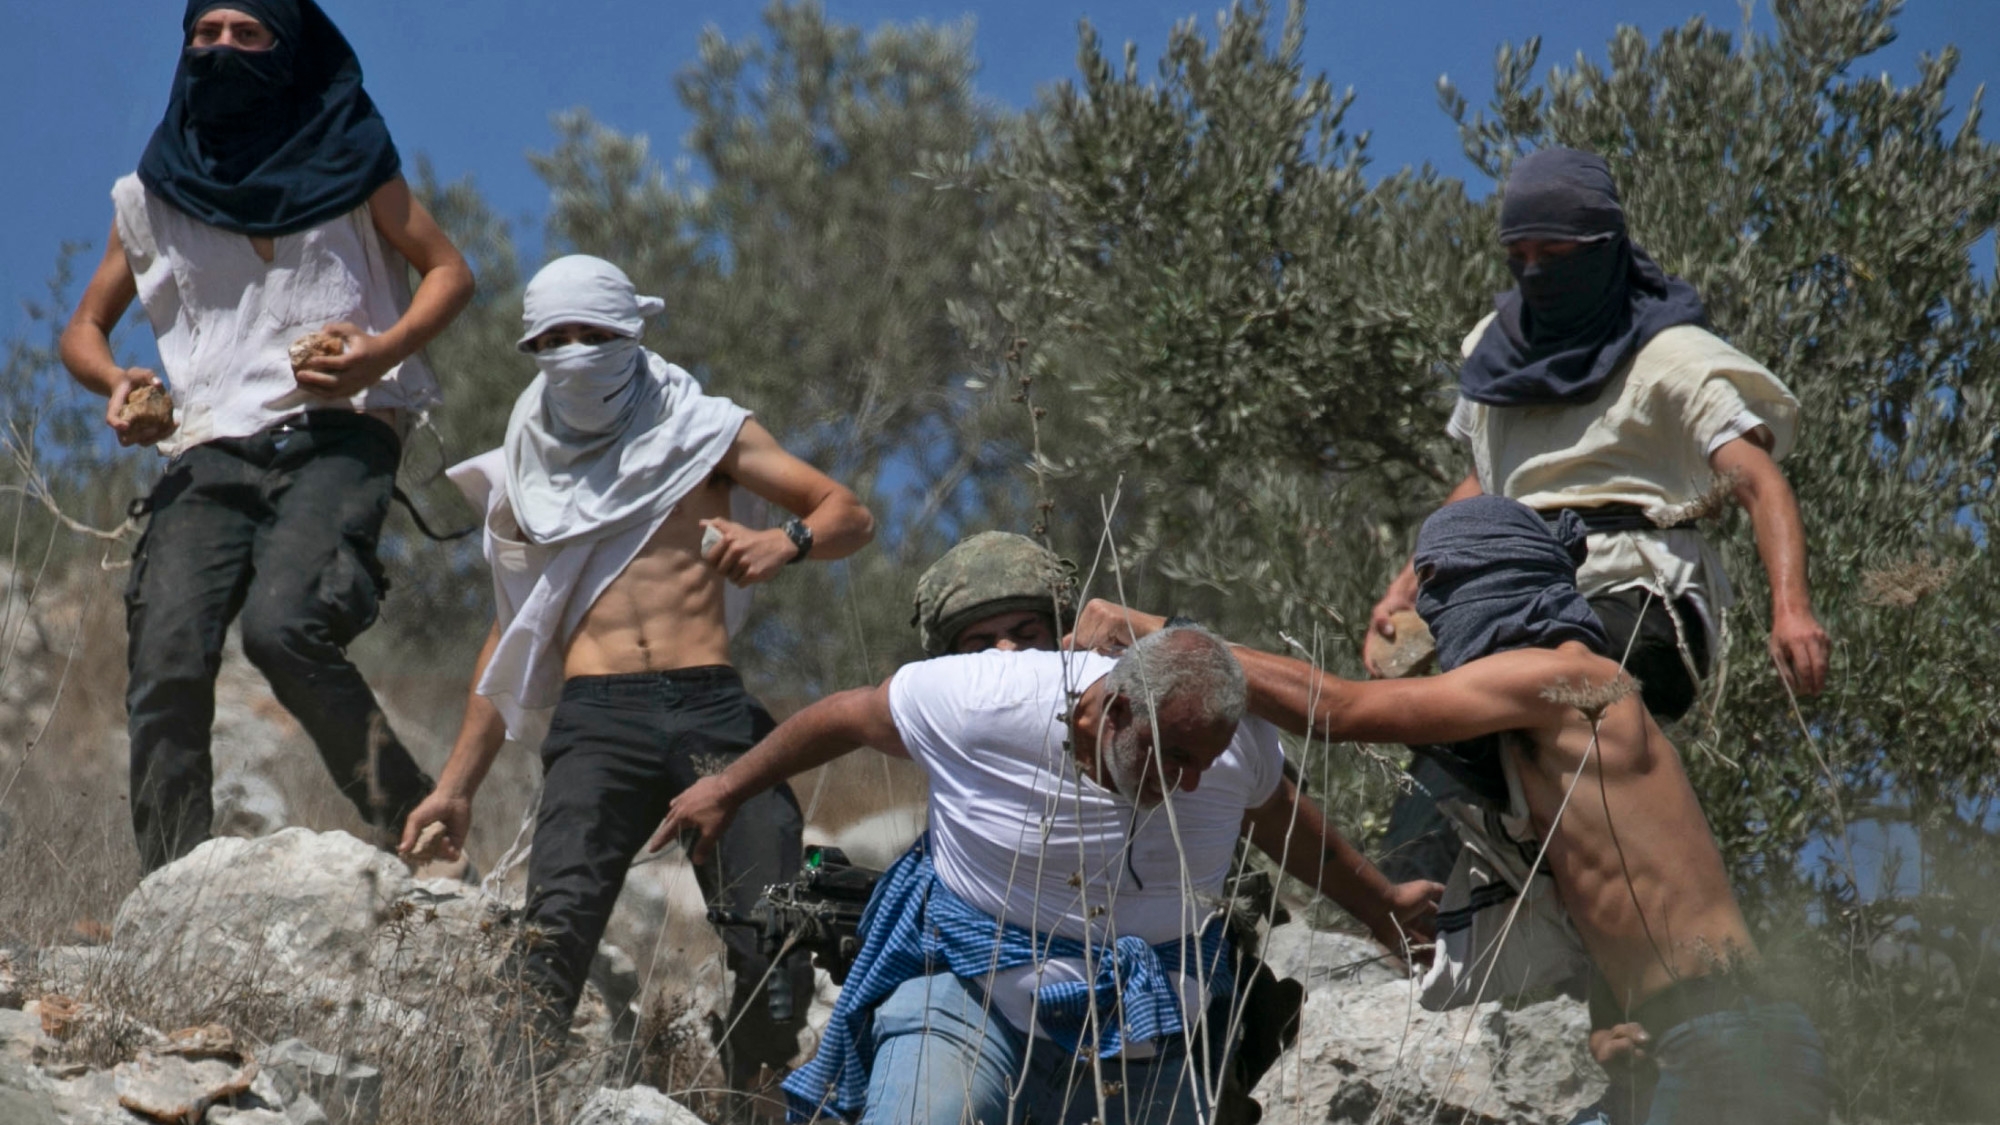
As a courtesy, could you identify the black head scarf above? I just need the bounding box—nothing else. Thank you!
[1407,495,1612,806]
[1457,147,1706,407]
[137,0,401,237]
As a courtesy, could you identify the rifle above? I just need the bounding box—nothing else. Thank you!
[707,845,882,1022]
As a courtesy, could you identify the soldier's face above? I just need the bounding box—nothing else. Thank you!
[950,610,1056,655]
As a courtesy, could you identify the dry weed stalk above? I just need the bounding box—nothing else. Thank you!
[1541,672,1640,721]
[1859,552,1957,609]
[1650,469,1740,528]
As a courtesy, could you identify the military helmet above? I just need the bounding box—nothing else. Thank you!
[912,531,1078,656]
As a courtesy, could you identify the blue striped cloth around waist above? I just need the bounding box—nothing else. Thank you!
[781,836,1235,1123]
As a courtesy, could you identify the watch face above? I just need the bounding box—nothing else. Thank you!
[785,518,813,559]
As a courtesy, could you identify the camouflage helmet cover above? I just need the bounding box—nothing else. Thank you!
[912,531,1078,656]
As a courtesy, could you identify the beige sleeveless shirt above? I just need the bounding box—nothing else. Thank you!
[1448,318,1801,639]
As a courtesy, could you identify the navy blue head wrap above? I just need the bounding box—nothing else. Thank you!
[1457,148,1706,407]
[1414,494,1610,670]
[137,0,401,237]
[1407,495,1612,805]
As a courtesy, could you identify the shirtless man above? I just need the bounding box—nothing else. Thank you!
[1070,497,1830,1121]
[397,255,874,1093]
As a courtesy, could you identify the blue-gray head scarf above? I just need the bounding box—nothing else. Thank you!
[137,0,401,237]
[1407,495,1612,805]
[1414,494,1610,670]
[1457,147,1706,407]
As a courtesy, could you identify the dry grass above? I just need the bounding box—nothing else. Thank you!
[6,833,692,1124]
[1858,551,1957,609]
[1650,468,1740,527]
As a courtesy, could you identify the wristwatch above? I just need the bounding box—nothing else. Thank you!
[781,517,814,563]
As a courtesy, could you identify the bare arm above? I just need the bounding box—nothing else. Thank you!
[1366,471,1483,673]
[651,678,906,863]
[398,623,505,859]
[1244,778,1441,951]
[1068,597,1582,747]
[1241,643,1585,746]
[1710,434,1828,695]
[701,418,876,585]
[59,224,166,446]
[295,176,476,397]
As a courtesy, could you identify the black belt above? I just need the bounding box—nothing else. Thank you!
[269,409,397,437]
[1628,973,1766,1036]
[1538,502,1696,535]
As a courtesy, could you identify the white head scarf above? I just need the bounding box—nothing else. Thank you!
[517,254,666,347]
[504,255,750,547]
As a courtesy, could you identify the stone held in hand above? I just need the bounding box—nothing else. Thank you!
[1365,610,1437,679]
[287,331,345,372]
[119,384,177,445]
[700,524,723,560]
[404,820,448,864]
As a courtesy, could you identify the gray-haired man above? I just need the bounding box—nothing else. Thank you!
[657,626,1439,1124]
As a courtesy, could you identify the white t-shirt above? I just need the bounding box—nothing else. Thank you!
[111,174,440,454]
[887,649,1286,1042]
[1448,318,1802,641]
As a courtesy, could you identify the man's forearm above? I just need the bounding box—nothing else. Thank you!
[373,260,474,365]
[60,320,128,395]
[1290,827,1402,932]
[435,692,508,798]
[1236,645,1359,742]
[799,492,875,561]
[1738,472,1813,616]
[1248,786,1407,940]
[716,687,889,806]
[434,625,507,797]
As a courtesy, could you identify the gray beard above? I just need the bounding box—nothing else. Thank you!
[1105,724,1162,809]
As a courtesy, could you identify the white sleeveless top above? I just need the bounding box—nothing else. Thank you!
[111,174,441,455]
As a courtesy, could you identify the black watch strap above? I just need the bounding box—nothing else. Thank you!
[782,517,814,563]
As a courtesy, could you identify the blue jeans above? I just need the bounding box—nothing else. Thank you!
[857,972,1229,1125]
[1566,1000,1831,1125]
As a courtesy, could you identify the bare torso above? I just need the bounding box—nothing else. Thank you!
[563,469,736,677]
[1508,665,1758,1012]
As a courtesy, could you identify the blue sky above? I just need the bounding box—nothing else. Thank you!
[6,0,1997,336]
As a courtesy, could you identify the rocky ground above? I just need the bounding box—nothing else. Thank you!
[0,828,1602,1125]
[0,567,1606,1123]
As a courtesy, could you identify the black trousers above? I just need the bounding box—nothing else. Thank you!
[123,414,433,874]
[1380,590,1712,884]
[517,666,811,1082]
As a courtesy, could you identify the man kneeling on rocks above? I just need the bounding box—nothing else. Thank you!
[396,255,874,1091]
[1069,497,1831,1123]
[657,624,1440,1124]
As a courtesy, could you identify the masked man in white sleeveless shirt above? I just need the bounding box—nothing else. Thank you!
[59,0,474,874]
[397,255,875,1095]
